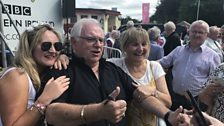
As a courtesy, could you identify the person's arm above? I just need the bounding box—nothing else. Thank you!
[155,75,172,108]
[151,61,171,108]
[159,46,179,69]
[198,82,224,113]
[0,69,70,126]
[140,96,183,125]
[178,112,224,126]
[133,85,183,125]
[45,87,127,125]
[0,69,41,126]
[202,112,224,126]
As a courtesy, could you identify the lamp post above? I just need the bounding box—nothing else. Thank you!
[196,0,200,20]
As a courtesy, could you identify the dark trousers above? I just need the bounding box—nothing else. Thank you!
[170,92,193,111]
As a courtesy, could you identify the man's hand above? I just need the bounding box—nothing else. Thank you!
[100,87,127,123]
[168,106,184,126]
[178,112,224,126]
[53,54,70,70]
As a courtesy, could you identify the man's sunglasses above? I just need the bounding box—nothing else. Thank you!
[41,42,63,51]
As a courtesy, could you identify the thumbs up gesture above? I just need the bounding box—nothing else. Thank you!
[104,86,120,104]
[100,86,127,123]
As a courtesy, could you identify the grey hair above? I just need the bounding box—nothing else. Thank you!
[164,21,176,31]
[127,20,134,28]
[70,18,103,41]
[110,30,120,39]
[189,20,209,33]
[148,26,161,41]
[209,26,219,34]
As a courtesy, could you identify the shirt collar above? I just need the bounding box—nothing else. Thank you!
[185,41,207,52]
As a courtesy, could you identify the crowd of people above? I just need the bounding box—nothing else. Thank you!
[1,17,224,126]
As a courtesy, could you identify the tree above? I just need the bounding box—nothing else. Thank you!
[120,16,141,25]
[151,0,180,24]
[179,0,224,26]
[151,0,224,26]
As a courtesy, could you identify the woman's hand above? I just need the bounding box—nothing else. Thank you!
[132,83,156,103]
[199,82,224,107]
[37,76,70,105]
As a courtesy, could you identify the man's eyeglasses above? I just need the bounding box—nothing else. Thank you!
[190,30,207,35]
[78,36,104,44]
[41,42,63,51]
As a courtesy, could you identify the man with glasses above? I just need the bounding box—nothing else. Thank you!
[42,18,184,126]
[159,20,221,112]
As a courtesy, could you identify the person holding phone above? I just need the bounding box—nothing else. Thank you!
[197,63,224,122]
[159,20,221,111]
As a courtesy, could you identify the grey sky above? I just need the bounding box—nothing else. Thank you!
[76,0,160,20]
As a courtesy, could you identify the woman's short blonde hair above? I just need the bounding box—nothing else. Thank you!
[119,27,150,57]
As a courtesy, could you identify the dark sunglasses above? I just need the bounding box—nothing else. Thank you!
[41,42,63,51]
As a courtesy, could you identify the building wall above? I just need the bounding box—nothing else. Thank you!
[64,9,121,34]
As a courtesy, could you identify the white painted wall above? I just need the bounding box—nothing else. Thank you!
[1,0,63,51]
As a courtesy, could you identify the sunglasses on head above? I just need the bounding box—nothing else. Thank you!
[41,42,63,51]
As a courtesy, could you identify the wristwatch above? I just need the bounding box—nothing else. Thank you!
[164,111,172,125]
[152,90,159,98]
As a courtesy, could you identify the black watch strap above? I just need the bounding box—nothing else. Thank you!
[164,111,172,126]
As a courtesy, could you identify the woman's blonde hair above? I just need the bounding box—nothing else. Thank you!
[119,27,150,57]
[13,24,61,90]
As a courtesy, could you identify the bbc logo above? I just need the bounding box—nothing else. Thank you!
[2,4,31,16]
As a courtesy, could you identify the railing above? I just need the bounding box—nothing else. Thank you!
[102,46,122,59]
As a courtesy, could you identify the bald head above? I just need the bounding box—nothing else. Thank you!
[189,20,209,33]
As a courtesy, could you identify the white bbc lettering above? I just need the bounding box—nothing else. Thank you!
[23,7,31,16]
[2,4,11,14]
[2,4,31,16]
[13,5,22,15]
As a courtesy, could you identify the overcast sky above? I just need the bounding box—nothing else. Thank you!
[76,0,160,20]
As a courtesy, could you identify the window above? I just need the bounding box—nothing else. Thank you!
[91,15,98,19]
[81,15,88,18]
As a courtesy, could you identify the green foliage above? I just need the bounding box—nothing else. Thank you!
[151,0,224,26]
[120,16,141,25]
[151,0,180,23]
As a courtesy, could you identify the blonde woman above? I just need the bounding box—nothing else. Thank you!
[0,24,70,126]
[108,27,171,126]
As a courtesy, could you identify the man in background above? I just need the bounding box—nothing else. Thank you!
[148,26,164,60]
[204,26,223,62]
[162,21,182,101]
[160,20,220,111]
